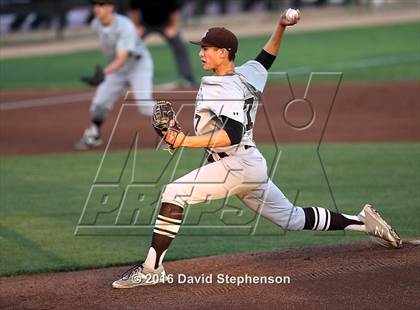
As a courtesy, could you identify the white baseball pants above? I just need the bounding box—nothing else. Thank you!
[161,146,306,231]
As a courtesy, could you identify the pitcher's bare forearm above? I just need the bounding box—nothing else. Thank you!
[180,130,232,148]
[261,9,300,57]
[263,24,286,56]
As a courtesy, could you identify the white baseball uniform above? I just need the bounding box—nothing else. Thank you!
[161,60,305,231]
[90,14,154,119]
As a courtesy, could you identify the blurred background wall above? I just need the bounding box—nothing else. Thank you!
[0,0,414,41]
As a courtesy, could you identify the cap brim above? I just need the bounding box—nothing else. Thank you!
[189,40,213,47]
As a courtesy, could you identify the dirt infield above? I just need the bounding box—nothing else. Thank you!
[1,240,419,310]
[0,81,419,156]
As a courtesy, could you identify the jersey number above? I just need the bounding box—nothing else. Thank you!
[244,97,254,131]
[194,114,201,132]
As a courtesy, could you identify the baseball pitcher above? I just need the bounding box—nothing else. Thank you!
[76,0,154,150]
[112,9,401,288]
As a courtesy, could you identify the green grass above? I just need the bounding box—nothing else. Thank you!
[0,22,418,89]
[1,142,419,276]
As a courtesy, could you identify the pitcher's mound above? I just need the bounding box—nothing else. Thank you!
[1,240,419,309]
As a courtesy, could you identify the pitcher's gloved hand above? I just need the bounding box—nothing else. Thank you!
[164,120,185,149]
[152,101,181,137]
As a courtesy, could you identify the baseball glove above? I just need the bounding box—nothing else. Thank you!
[80,65,105,87]
[152,101,181,138]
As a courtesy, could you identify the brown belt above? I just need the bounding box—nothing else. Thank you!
[207,145,253,163]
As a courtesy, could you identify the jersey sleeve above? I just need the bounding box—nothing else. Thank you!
[116,17,137,53]
[235,60,268,92]
[200,77,244,123]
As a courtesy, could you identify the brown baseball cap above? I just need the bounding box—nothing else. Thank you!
[190,27,238,55]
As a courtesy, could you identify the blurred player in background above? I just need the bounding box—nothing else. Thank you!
[129,0,196,87]
[75,0,154,150]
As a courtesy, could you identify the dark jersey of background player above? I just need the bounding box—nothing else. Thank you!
[130,0,180,27]
[129,0,196,86]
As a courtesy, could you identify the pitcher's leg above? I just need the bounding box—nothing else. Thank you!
[112,201,183,288]
[302,207,364,231]
[239,181,401,248]
[143,203,183,270]
[144,160,244,269]
[161,159,250,208]
[238,179,365,232]
[237,179,306,230]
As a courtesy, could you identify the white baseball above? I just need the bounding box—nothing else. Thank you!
[285,8,299,22]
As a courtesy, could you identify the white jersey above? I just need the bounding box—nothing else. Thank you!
[194,60,268,154]
[91,14,148,72]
